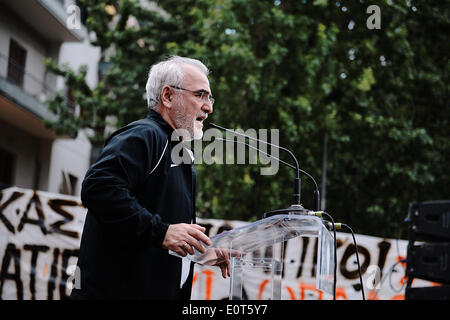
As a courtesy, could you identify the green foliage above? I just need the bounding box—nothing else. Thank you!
[45,0,450,238]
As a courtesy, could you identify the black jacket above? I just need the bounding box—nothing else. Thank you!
[71,110,197,300]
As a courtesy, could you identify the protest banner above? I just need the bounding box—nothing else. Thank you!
[0,187,434,300]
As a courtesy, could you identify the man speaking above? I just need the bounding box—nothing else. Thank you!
[71,56,228,300]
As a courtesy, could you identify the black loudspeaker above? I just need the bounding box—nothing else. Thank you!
[405,285,450,300]
[405,200,450,300]
[408,201,450,242]
[406,243,450,284]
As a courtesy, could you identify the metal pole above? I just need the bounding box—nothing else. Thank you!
[321,131,328,211]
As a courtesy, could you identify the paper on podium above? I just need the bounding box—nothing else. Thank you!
[169,214,335,295]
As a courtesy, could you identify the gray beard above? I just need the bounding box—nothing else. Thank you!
[172,98,203,140]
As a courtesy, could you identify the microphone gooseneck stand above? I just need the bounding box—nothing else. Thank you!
[209,123,320,214]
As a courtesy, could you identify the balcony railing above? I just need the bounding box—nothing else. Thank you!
[0,51,75,119]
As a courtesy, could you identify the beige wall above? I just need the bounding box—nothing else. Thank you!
[47,131,91,196]
[0,5,60,104]
[0,119,40,189]
[0,2,98,196]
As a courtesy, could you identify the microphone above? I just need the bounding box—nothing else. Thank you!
[215,137,321,212]
[209,123,321,211]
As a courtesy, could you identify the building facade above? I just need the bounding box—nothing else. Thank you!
[0,0,99,196]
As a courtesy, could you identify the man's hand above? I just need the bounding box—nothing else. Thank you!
[214,248,231,279]
[212,248,245,279]
[162,223,211,257]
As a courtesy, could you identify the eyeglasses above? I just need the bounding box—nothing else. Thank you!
[170,85,215,106]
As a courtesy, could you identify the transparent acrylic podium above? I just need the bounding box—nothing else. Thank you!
[171,213,335,300]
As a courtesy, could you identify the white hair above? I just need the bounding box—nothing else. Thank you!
[145,56,209,111]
